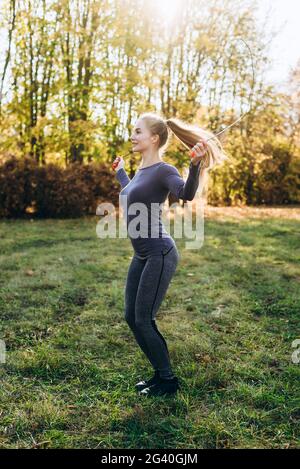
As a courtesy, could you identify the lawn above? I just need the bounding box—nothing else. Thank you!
[0,206,299,449]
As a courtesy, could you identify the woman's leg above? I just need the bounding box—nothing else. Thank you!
[124,255,159,371]
[134,246,180,379]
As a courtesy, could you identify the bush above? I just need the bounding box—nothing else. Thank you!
[0,156,120,218]
[207,141,300,206]
[256,144,293,204]
[0,156,37,217]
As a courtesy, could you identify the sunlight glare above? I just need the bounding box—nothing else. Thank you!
[150,0,183,26]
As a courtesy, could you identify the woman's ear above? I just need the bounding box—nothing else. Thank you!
[151,134,159,145]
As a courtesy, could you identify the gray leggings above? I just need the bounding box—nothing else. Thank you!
[124,245,180,379]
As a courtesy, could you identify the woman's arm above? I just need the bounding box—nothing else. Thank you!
[161,161,201,201]
[115,167,131,189]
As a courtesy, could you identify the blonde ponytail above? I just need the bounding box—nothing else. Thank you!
[165,117,230,198]
[165,117,229,170]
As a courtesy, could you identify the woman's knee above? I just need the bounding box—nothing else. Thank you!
[135,318,152,333]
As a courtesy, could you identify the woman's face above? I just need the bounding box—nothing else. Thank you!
[130,118,158,153]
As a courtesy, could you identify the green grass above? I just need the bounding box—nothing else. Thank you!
[0,211,299,449]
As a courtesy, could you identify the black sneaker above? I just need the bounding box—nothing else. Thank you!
[138,376,180,397]
[135,370,161,392]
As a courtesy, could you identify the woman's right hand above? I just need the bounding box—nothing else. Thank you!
[112,156,125,171]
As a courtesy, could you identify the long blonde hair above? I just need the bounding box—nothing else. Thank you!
[140,112,229,197]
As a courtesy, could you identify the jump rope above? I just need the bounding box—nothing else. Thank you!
[112,38,255,171]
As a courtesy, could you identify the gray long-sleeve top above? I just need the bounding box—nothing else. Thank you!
[116,160,201,258]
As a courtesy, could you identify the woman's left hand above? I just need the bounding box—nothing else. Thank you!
[190,140,208,165]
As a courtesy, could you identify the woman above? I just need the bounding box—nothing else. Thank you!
[112,113,228,397]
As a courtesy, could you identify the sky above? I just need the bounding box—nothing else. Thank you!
[255,0,300,90]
